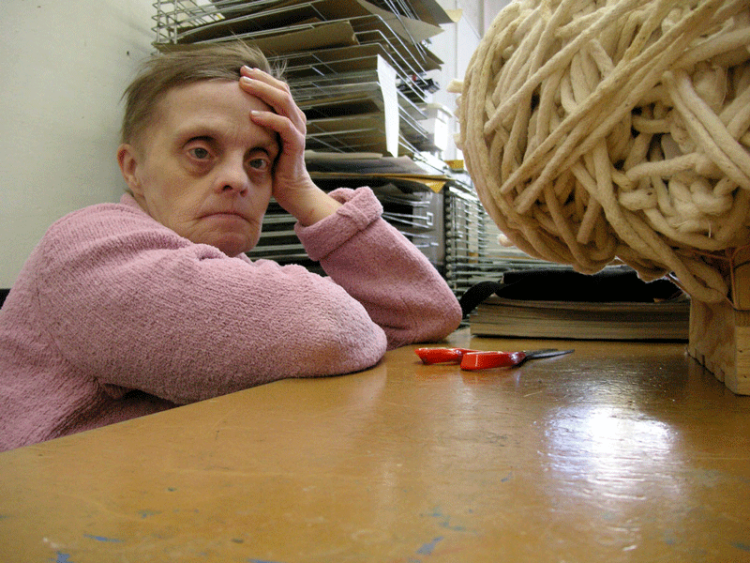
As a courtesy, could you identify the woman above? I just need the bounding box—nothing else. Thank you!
[0,43,462,451]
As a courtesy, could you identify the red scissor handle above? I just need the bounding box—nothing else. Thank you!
[415,347,478,365]
[459,351,526,370]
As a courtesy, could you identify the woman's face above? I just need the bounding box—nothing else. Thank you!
[117,80,279,257]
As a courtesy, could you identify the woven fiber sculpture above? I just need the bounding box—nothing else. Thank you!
[450,0,750,304]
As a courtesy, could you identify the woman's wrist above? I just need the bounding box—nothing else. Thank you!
[278,183,342,227]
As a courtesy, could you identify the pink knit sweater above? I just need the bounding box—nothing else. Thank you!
[0,187,461,451]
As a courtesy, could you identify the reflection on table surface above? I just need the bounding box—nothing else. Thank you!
[1,329,749,563]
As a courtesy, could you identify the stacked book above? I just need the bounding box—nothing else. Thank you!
[464,266,690,341]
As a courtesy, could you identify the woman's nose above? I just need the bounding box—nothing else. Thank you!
[215,157,250,195]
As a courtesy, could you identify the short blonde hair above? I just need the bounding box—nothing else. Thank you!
[120,42,280,146]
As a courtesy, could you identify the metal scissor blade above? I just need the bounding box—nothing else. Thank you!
[522,349,574,361]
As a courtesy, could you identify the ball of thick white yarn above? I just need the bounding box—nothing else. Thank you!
[451,0,750,303]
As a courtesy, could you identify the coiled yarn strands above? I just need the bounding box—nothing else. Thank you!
[451,0,750,303]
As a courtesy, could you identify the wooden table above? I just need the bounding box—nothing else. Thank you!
[2,329,750,562]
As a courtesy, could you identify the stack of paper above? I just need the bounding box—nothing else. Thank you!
[153,0,457,156]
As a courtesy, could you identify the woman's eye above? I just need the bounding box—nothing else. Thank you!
[248,158,270,171]
[188,147,211,160]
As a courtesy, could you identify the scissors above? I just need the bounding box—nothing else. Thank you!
[415,347,573,371]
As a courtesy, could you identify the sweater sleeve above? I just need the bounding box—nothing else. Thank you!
[295,188,462,349]
[34,203,387,405]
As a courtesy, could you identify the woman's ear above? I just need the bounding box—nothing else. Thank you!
[117,144,143,196]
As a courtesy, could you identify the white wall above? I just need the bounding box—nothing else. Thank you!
[483,0,512,33]
[0,0,154,287]
[430,0,511,161]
